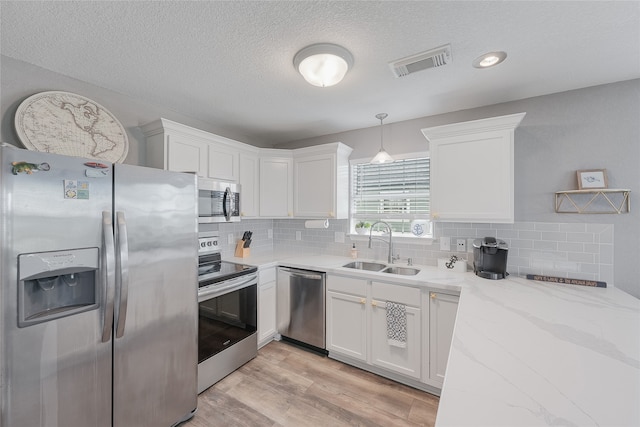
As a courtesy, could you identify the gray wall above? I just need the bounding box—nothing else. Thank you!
[0,55,273,163]
[2,55,638,297]
[277,80,640,298]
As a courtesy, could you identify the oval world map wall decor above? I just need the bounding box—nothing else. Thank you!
[14,91,129,163]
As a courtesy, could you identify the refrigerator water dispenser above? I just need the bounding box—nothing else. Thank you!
[18,247,99,327]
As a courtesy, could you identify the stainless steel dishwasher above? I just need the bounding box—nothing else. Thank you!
[277,267,326,352]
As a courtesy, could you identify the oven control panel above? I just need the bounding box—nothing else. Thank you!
[198,232,219,255]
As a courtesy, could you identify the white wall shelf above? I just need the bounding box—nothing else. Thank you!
[555,189,630,214]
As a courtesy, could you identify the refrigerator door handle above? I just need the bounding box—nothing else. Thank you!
[101,211,116,343]
[115,211,130,338]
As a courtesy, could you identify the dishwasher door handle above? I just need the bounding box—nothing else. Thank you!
[280,268,323,281]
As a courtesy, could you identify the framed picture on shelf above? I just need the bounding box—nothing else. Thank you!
[577,169,608,190]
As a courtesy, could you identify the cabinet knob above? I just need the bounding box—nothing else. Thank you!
[432,213,440,220]
[430,292,436,299]
[328,212,334,218]
[360,298,366,305]
[371,301,378,307]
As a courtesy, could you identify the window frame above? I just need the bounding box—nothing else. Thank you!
[349,152,434,243]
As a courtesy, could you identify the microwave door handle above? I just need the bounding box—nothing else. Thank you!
[114,211,129,338]
[223,187,232,221]
[101,211,116,343]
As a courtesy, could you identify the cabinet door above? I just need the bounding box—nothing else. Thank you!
[326,290,367,362]
[429,131,513,222]
[258,279,277,348]
[294,153,336,218]
[370,282,422,380]
[166,135,208,177]
[259,157,293,217]
[429,292,459,386]
[239,153,259,218]
[208,144,239,182]
[422,113,525,223]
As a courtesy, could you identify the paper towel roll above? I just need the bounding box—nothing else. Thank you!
[305,219,329,229]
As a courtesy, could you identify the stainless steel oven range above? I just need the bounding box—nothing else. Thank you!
[197,232,258,393]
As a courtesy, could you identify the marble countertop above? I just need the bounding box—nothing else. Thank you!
[227,253,640,426]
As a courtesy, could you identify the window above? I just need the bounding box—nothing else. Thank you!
[350,155,430,237]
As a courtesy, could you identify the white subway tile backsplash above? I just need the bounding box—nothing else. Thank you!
[535,223,560,231]
[251,219,615,287]
[518,230,542,240]
[558,223,587,232]
[533,240,559,251]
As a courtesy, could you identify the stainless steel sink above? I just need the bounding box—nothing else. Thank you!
[342,261,387,272]
[381,266,420,276]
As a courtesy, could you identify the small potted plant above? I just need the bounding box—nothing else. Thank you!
[355,221,371,235]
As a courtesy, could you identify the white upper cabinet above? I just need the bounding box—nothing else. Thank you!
[238,150,259,218]
[142,119,354,219]
[142,118,209,177]
[207,142,239,182]
[259,150,293,218]
[141,118,242,182]
[421,113,526,223]
[293,143,352,219]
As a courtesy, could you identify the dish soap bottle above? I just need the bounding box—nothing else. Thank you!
[351,243,358,259]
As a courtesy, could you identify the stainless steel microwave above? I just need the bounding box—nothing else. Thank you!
[198,179,240,223]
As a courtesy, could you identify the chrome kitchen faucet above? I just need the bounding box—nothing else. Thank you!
[368,221,394,264]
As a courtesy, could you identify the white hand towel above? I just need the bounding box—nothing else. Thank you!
[386,301,407,348]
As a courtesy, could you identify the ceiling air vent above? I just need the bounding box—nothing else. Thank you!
[389,44,452,78]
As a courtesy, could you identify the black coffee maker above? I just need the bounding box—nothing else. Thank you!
[473,237,509,279]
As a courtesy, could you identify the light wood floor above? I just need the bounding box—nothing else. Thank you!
[187,340,439,427]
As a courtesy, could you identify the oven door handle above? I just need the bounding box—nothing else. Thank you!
[198,273,257,302]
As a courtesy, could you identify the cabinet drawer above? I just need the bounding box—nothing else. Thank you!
[327,275,367,295]
[259,267,276,284]
[371,282,420,307]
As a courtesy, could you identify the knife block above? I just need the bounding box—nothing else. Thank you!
[234,240,250,258]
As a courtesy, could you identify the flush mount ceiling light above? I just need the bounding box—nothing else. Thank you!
[293,43,354,87]
[472,51,507,68]
[370,113,394,164]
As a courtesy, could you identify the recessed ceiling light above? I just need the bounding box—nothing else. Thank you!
[293,43,354,87]
[472,51,507,68]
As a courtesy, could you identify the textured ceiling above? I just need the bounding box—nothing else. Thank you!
[2,1,639,145]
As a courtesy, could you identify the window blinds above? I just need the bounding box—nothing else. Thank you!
[351,157,430,233]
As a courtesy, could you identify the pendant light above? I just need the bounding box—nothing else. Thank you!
[370,113,394,164]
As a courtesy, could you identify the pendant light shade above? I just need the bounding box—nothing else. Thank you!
[371,113,394,164]
[293,43,354,87]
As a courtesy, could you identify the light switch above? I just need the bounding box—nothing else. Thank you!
[335,232,345,243]
[268,229,273,239]
[296,231,302,241]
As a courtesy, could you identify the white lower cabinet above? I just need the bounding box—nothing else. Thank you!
[326,277,368,362]
[370,282,421,379]
[327,273,459,393]
[426,291,459,387]
[258,267,277,348]
[326,275,422,381]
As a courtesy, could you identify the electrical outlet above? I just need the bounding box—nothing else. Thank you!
[268,229,273,239]
[228,233,234,245]
[439,236,450,251]
[296,231,302,241]
[457,239,466,252]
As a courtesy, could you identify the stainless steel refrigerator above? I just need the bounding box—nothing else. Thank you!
[0,144,198,426]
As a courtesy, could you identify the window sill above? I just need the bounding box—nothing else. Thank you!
[348,233,435,245]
